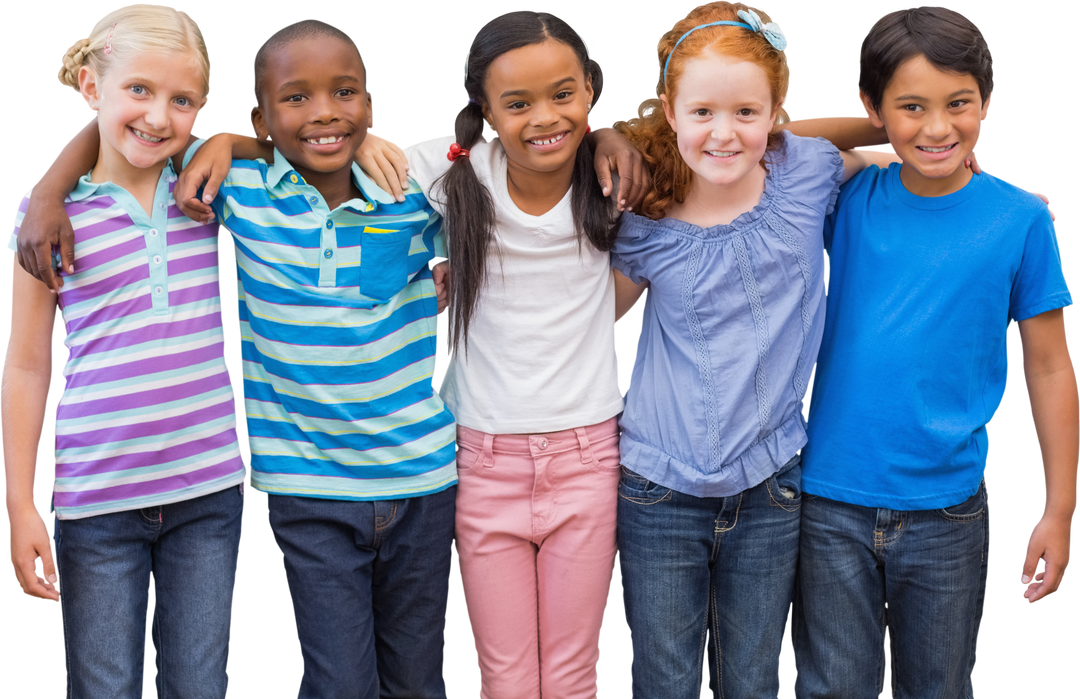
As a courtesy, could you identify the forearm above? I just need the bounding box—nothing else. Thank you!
[221,133,276,162]
[2,366,51,513]
[1027,365,1079,520]
[779,117,888,151]
[37,119,100,197]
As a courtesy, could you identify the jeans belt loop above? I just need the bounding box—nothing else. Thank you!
[575,427,593,464]
[482,432,495,468]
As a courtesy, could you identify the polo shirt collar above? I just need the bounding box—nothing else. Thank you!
[67,160,177,202]
[266,148,397,210]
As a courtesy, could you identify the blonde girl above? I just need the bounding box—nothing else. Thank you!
[610,3,894,697]
[3,6,244,697]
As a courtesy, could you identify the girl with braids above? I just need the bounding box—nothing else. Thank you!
[609,3,897,697]
[359,10,647,699]
[3,5,245,698]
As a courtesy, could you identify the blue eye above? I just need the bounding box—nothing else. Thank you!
[130,85,146,95]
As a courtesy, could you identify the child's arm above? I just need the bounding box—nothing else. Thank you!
[174,134,277,222]
[1017,308,1078,602]
[590,128,649,214]
[779,117,889,151]
[3,260,60,600]
[615,270,648,321]
[18,120,100,293]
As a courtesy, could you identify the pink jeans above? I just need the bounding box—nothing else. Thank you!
[455,418,621,699]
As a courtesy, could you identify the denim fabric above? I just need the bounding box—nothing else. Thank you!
[792,483,989,699]
[54,485,243,699]
[268,487,456,699]
[617,456,802,699]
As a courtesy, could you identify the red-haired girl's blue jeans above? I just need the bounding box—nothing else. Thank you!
[617,456,803,698]
[792,483,989,698]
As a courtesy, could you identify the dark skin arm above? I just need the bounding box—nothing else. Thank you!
[777,117,889,151]
[19,123,207,290]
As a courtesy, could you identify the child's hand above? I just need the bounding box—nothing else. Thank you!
[9,505,58,601]
[963,152,982,175]
[175,135,236,223]
[432,261,450,314]
[16,192,74,294]
[357,134,409,203]
[1021,513,1071,602]
[590,128,649,213]
[1032,190,1058,222]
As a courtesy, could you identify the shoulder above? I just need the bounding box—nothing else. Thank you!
[768,131,845,213]
[972,172,1049,220]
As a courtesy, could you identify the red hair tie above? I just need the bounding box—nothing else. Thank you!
[447,143,471,162]
[585,126,591,135]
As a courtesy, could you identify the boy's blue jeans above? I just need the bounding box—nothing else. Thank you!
[617,456,802,699]
[268,486,456,699]
[792,483,989,699]
[54,484,243,699]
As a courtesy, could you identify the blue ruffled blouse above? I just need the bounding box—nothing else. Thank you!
[612,132,844,497]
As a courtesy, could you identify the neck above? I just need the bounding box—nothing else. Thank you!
[294,163,363,210]
[504,157,574,217]
[898,162,972,197]
[668,164,767,227]
[91,145,168,217]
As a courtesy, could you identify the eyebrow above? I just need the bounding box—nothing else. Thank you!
[125,76,204,100]
[893,88,977,101]
[276,75,362,92]
[499,76,576,99]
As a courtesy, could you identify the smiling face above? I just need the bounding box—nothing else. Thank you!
[252,35,370,187]
[80,51,206,177]
[863,54,989,197]
[662,51,776,195]
[481,39,593,189]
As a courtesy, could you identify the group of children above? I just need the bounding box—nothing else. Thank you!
[3,2,1074,699]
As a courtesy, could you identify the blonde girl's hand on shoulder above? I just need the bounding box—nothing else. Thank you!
[356,133,410,202]
[4,261,61,601]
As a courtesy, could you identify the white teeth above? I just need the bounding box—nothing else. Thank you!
[307,136,345,145]
[132,129,163,143]
[707,151,737,157]
[529,133,565,146]
[918,145,953,153]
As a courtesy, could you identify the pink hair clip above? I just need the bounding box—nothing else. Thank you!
[103,23,117,55]
[447,143,471,162]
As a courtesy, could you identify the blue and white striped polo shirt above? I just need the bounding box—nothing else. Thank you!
[11,164,245,519]
[190,144,457,500]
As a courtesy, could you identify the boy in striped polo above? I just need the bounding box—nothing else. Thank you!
[195,22,459,699]
[18,19,458,699]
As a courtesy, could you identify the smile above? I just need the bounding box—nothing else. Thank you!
[706,150,739,157]
[916,144,956,153]
[306,136,346,145]
[131,128,164,143]
[528,133,566,146]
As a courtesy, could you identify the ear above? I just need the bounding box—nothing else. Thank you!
[585,76,595,111]
[979,93,991,120]
[980,92,993,123]
[251,106,270,140]
[660,94,677,134]
[78,66,100,110]
[860,91,885,130]
[771,99,785,125]
[481,100,494,129]
[366,92,373,128]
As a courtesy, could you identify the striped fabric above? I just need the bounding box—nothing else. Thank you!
[199,145,456,500]
[11,164,245,519]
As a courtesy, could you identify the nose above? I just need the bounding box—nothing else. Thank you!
[924,108,952,140]
[529,99,558,127]
[711,115,735,142]
[145,97,169,129]
[310,93,339,124]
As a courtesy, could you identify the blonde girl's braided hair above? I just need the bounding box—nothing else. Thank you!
[57,4,210,95]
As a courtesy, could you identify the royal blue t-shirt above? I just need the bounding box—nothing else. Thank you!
[802,164,1071,510]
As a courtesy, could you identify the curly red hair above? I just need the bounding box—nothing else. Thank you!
[615,2,790,219]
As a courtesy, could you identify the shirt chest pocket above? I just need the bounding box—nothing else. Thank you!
[360,227,414,302]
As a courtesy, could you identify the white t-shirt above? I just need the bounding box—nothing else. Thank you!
[407,136,624,434]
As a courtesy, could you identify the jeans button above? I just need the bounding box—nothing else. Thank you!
[539,438,549,449]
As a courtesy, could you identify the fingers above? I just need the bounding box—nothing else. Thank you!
[1024,562,1064,602]
[32,244,60,294]
[1032,193,1056,222]
[594,155,614,200]
[12,547,59,601]
[375,152,406,202]
[386,142,411,194]
[432,262,450,314]
[59,222,76,277]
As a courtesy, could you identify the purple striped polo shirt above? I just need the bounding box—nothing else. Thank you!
[11,163,245,519]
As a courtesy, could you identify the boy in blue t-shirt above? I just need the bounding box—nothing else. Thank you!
[794,7,1077,698]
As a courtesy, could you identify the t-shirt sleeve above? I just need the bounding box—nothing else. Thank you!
[1009,206,1072,321]
[610,216,660,285]
[404,137,456,214]
[10,193,32,253]
[778,134,845,217]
